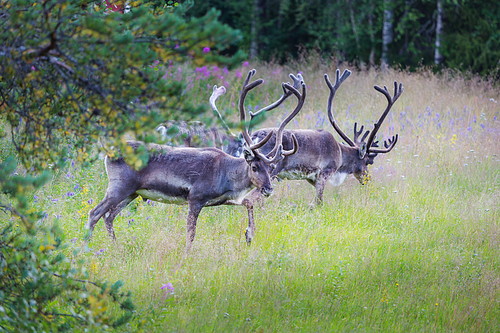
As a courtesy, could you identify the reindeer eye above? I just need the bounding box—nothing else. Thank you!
[252,165,258,172]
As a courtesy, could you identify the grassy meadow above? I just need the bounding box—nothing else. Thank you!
[4,58,500,331]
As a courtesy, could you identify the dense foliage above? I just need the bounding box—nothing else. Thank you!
[0,158,135,331]
[0,0,244,330]
[0,0,244,170]
[189,0,500,75]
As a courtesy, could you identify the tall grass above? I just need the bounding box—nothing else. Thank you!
[3,57,500,331]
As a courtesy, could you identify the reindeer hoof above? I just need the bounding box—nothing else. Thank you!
[245,228,253,245]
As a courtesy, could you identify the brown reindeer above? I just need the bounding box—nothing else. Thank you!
[248,69,403,208]
[87,69,305,251]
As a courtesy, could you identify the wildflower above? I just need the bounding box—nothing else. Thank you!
[31,66,35,71]
[71,237,77,243]
[202,46,210,54]
[243,61,249,67]
[235,70,242,78]
[161,282,174,294]
[34,195,38,203]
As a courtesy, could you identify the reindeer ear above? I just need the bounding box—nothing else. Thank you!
[243,147,255,163]
[359,142,367,159]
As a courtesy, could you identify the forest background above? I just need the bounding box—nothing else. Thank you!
[190,0,500,76]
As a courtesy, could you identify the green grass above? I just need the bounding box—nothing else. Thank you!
[2,62,500,331]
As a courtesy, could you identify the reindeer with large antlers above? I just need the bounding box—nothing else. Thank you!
[87,70,303,251]
[248,69,403,208]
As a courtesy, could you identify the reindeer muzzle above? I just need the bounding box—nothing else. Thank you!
[260,186,273,197]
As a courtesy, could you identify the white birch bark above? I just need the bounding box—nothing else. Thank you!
[434,0,444,64]
[382,0,394,68]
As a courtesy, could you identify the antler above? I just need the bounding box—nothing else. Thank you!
[353,122,380,148]
[325,69,354,146]
[368,135,398,154]
[238,69,303,167]
[365,81,404,153]
[353,122,369,144]
[209,85,236,137]
[260,79,306,163]
[249,73,303,119]
[238,70,274,151]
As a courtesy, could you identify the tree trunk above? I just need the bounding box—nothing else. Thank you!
[382,0,394,68]
[335,0,344,61]
[250,0,259,59]
[434,0,444,65]
[368,3,376,67]
[346,0,360,51]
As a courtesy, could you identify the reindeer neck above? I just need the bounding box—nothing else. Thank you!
[225,157,254,191]
[337,144,363,175]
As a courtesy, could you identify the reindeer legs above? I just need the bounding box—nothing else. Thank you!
[185,202,203,254]
[241,189,265,245]
[306,174,329,209]
[87,183,137,240]
[102,194,138,240]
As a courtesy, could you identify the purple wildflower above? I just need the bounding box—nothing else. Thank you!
[71,237,77,243]
[161,282,174,294]
[202,47,210,54]
[243,61,249,67]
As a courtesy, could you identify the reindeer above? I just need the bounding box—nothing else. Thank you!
[87,69,305,251]
[247,69,403,208]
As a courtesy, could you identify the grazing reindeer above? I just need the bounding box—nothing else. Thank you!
[87,69,304,251]
[249,69,403,208]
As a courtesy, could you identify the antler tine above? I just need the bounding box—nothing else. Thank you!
[265,80,306,159]
[325,69,355,147]
[353,122,366,144]
[368,134,398,154]
[249,73,304,119]
[209,85,236,137]
[239,69,264,148]
[366,81,404,152]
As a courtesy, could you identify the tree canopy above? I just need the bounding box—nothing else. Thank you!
[0,0,245,171]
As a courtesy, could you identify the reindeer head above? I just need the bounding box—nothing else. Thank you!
[325,69,404,184]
